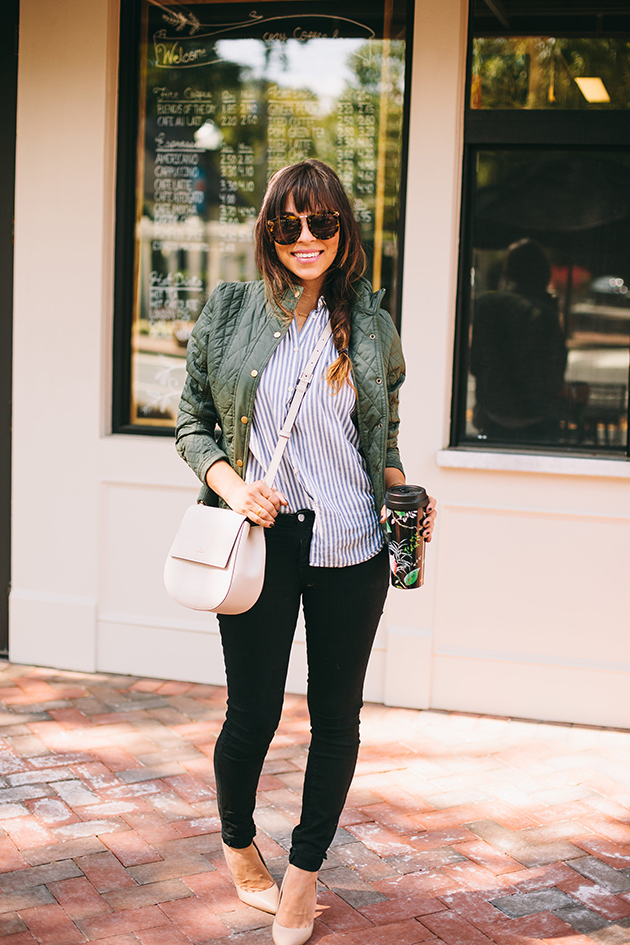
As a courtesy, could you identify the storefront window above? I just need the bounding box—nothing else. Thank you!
[453,11,630,456]
[114,0,411,431]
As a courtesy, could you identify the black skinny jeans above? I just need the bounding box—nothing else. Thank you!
[215,510,389,872]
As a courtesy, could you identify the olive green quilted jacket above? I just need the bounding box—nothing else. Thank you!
[176,277,405,515]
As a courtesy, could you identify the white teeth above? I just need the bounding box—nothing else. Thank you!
[294,252,320,259]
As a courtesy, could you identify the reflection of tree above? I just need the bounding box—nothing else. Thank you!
[472,38,530,108]
[348,39,405,96]
[353,41,404,222]
[473,37,630,109]
[342,40,405,303]
[262,40,289,72]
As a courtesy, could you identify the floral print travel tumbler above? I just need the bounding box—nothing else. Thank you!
[385,485,430,589]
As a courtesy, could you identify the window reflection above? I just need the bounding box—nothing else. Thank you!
[471,38,630,110]
[464,151,630,451]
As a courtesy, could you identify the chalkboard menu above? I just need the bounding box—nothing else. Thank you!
[116,0,411,429]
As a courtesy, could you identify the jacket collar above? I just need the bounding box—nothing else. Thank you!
[265,277,383,318]
[350,277,385,314]
[263,282,303,321]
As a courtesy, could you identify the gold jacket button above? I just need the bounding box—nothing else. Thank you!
[273,331,281,338]
[241,416,248,424]
[236,459,243,467]
[250,369,258,377]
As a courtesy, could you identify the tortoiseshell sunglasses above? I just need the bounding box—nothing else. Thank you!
[266,211,340,245]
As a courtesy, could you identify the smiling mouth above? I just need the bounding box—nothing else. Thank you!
[292,251,323,259]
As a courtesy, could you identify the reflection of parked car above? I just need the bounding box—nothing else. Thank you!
[591,275,629,299]
[571,276,630,339]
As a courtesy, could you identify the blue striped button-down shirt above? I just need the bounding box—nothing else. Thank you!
[246,299,383,567]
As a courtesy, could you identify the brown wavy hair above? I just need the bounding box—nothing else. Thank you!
[254,160,366,391]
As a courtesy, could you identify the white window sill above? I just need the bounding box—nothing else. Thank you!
[436,449,630,479]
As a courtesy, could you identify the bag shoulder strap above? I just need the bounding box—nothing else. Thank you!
[263,320,333,488]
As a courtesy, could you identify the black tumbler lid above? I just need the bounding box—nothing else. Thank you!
[385,484,429,510]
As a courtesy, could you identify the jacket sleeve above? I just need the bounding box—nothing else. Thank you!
[382,310,406,475]
[175,294,230,486]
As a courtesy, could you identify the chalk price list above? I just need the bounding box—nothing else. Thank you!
[267,85,324,177]
[217,91,258,254]
[149,87,216,322]
[337,92,376,228]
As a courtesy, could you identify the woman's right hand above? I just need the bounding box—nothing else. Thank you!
[224,479,288,527]
[206,461,288,527]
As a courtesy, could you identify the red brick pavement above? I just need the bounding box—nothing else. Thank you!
[1,663,630,944]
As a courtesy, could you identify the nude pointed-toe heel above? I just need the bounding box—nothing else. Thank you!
[222,841,280,915]
[271,873,315,945]
[271,917,314,945]
[237,882,281,914]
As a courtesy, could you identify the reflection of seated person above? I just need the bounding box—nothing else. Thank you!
[471,239,567,443]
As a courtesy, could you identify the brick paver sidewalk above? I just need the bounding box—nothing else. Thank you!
[2,663,630,944]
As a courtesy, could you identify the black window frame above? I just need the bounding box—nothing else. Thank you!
[0,0,19,657]
[111,0,415,436]
[450,0,630,459]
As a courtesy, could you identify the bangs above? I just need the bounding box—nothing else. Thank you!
[264,164,342,220]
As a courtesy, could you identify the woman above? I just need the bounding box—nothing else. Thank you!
[176,159,436,945]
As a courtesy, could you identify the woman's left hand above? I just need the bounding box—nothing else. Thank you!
[421,496,438,542]
[380,495,438,543]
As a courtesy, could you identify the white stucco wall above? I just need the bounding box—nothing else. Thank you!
[11,0,630,726]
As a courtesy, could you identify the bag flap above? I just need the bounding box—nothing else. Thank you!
[169,505,248,569]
